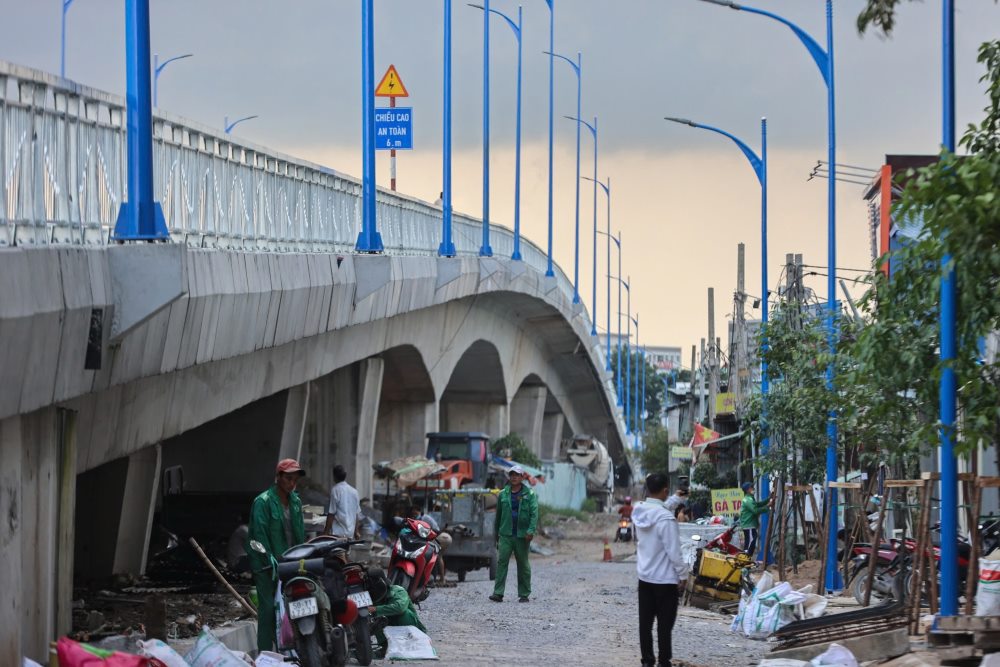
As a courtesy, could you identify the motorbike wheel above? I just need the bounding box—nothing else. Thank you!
[296,631,324,667]
[850,566,902,606]
[354,617,373,666]
[391,570,412,591]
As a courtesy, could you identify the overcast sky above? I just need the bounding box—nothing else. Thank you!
[2,1,998,367]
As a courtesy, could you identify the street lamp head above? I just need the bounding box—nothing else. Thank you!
[468,2,486,9]
[697,0,742,9]
[664,116,696,127]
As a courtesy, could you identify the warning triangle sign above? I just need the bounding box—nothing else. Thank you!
[375,65,409,97]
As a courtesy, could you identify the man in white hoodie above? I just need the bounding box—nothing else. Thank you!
[632,473,688,667]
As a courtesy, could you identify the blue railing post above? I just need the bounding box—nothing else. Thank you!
[113,0,169,241]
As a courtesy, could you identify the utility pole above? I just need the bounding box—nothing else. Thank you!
[708,288,717,426]
[735,243,746,410]
[689,344,697,441]
[699,338,707,424]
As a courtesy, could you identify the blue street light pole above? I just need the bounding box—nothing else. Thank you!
[113,0,169,241]
[542,0,555,276]
[588,177,612,369]
[665,113,769,555]
[939,0,958,617]
[699,0,839,592]
[224,115,259,135]
[479,0,493,257]
[601,230,624,403]
[356,0,383,253]
[153,53,193,108]
[545,50,582,303]
[61,0,76,79]
[621,277,632,434]
[567,115,598,335]
[642,346,647,434]
[631,314,640,444]
[473,4,524,260]
[439,0,457,257]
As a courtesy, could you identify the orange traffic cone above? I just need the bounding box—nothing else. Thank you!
[603,538,613,562]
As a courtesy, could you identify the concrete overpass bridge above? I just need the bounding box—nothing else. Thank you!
[0,60,628,660]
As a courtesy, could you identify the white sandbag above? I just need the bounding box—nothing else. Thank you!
[977,549,1000,616]
[809,643,858,667]
[758,660,809,667]
[733,575,809,639]
[137,639,189,667]
[800,592,828,619]
[385,625,438,660]
[23,659,44,667]
[255,651,285,667]
[184,626,249,667]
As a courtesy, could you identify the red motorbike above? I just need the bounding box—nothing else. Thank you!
[387,517,440,603]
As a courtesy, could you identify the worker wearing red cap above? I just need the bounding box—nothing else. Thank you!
[247,458,307,652]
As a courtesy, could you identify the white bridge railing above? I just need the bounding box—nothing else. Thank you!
[0,60,581,307]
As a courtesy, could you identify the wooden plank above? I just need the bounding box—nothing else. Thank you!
[920,471,942,481]
[789,485,812,492]
[827,482,862,489]
[883,480,924,488]
[978,477,1000,489]
[958,472,977,482]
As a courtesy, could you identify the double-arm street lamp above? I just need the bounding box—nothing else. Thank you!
[153,53,193,108]
[541,0,555,276]
[665,113,769,554]
[629,313,641,446]
[567,115,598,335]
[471,3,525,260]
[698,0,840,592]
[544,49,582,303]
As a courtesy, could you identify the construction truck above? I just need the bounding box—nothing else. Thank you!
[411,432,492,496]
[565,434,614,512]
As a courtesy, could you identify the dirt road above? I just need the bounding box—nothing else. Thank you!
[414,522,770,666]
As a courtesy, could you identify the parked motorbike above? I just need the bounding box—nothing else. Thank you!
[249,536,365,667]
[342,559,376,666]
[614,519,633,543]
[847,519,1000,606]
[388,517,440,603]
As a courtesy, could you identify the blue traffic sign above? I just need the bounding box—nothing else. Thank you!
[374,107,413,150]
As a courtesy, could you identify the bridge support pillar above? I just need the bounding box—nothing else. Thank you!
[510,386,547,458]
[112,444,161,576]
[0,407,76,665]
[279,382,310,461]
[541,412,565,460]
[354,358,384,501]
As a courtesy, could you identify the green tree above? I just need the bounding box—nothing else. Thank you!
[637,425,672,476]
[490,433,541,468]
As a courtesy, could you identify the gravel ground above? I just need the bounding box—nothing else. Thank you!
[406,535,771,666]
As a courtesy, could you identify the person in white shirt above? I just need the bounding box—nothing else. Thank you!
[324,465,361,538]
[631,473,688,667]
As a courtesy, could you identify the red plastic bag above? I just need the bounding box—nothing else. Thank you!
[57,637,166,667]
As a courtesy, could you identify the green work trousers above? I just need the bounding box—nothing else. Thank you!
[493,535,531,598]
[253,573,277,653]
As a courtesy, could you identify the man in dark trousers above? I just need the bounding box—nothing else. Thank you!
[739,480,772,559]
[632,473,687,667]
[489,465,538,603]
[247,458,307,653]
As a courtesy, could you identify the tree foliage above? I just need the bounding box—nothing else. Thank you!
[857,0,998,37]
[491,432,541,468]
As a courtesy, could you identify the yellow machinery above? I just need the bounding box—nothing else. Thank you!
[684,549,755,611]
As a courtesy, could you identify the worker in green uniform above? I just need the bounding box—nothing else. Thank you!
[738,480,772,559]
[490,465,539,603]
[367,568,427,654]
[247,458,307,653]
